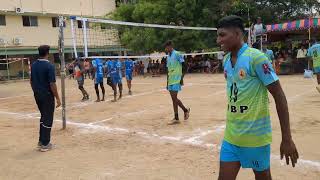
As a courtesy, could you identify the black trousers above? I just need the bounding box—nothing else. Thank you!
[34,92,55,146]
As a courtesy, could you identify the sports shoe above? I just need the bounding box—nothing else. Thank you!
[40,143,53,152]
[129,91,132,95]
[317,86,320,93]
[167,118,180,125]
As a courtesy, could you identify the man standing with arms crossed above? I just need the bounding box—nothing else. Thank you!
[216,16,299,180]
[30,45,61,152]
[164,41,190,125]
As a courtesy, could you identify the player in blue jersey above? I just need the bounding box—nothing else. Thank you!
[115,58,123,99]
[105,59,117,102]
[125,58,134,95]
[92,58,105,102]
[105,59,114,88]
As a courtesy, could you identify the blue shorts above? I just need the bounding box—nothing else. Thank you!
[111,75,122,85]
[95,76,103,84]
[126,73,133,81]
[220,140,270,172]
[314,66,320,74]
[168,84,181,92]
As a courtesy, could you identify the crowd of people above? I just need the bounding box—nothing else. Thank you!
[257,40,313,75]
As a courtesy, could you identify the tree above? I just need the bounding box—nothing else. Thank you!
[111,0,320,54]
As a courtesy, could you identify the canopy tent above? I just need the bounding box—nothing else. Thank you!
[267,18,320,32]
[266,18,320,42]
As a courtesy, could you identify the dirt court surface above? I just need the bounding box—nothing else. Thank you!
[0,74,319,180]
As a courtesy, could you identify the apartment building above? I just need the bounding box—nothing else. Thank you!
[0,0,124,79]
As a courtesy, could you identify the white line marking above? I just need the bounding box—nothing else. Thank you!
[271,155,320,170]
[88,109,148,125]
[88,117,114,125]
[2,110,320,170]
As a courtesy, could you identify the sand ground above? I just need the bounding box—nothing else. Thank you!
[0,74,319,180]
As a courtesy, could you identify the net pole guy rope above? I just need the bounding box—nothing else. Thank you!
[59,16,67,130]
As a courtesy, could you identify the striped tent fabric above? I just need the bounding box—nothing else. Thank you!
[267,18,320,32]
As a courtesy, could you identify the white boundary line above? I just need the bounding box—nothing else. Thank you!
[1,110,320,170]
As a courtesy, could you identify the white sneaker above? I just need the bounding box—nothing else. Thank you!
[40,143,53,152]
[167,118,180,125]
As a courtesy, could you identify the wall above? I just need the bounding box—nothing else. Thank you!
[0,0,115,17]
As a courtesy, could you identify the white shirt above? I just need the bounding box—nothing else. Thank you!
[296,49,307,58]
[254,23,264,35]
[205,61,211,68]
[217,52,224,60]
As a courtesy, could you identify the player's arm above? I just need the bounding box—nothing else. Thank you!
[178,53,186,85]
[166,65,169,89]
[266,81,299,167]
[254,53,299,167]
[48,64,61,108]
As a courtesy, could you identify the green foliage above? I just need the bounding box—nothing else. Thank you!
[111,0,320,54]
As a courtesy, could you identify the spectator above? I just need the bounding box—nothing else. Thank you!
[140,61,145,75]
[155,60,160,75]
[297,45,307,59]
[217,51,225,62]
[147,59,152,74]
[252,17,266,44]
[151,60,155,76]
[205,59,211,73]
[30,45,61,152]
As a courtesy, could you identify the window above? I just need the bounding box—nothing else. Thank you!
[52,17,66,27]
[77,20,89,29]
[0,15,6,26]
[22,16,38,27]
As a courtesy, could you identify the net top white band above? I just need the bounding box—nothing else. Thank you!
[71,16,249,31]
[72,16,218,31]
[80,51,223,59]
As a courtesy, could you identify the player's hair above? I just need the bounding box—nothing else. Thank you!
[164,40,174,47]
[38,45,50,57]
[217,15,245,33]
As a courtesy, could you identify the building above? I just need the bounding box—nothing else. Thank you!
[0,0,123,79]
